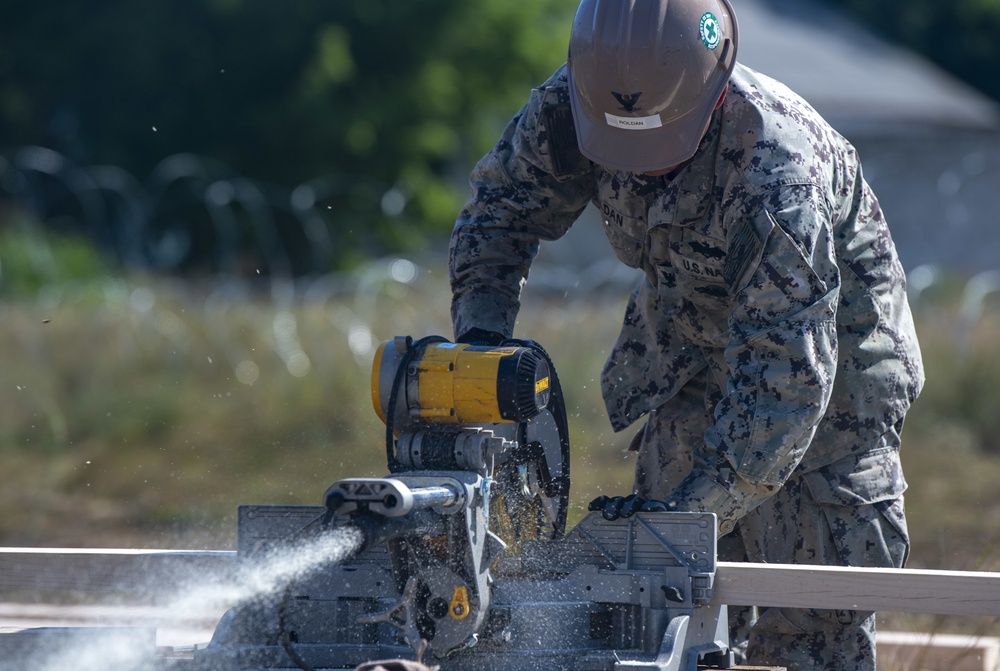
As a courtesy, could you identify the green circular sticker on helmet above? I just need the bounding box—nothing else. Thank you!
[700,12,721,50]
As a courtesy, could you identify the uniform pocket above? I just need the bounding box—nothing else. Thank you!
[598,200,646,268]
[811,496,910,570]
[874,497,910,568]
[801,444,906,507]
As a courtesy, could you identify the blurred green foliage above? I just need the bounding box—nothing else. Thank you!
[0,222,112,294]
[3,0,1000,272]
[0,0,577,248]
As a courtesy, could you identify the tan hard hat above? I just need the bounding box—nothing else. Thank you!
[568,0,739,172]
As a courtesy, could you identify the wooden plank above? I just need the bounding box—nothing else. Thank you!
[5,549,1000,618]
[715,561,1000,616]
[0,548,236,596]
[877,632,1000,671]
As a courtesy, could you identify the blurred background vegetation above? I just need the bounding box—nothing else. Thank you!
[0,0,580,271]
[3,0,1000,275]
[2,0,1000,641]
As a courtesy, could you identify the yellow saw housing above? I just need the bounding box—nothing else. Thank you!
[372,337,551,428]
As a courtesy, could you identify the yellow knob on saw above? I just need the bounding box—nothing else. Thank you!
[449,586,471,620]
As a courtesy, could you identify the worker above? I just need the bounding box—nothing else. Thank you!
[448,0,924,668]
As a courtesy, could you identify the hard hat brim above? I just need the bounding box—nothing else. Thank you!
[568,66,724,173]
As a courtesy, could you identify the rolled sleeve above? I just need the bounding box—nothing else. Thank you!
[665,469,779,535]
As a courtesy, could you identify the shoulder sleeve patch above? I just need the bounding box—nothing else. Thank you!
[723,210,775,293]
[539,98,591,179]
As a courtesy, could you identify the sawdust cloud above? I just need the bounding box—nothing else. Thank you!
[26,525,363,671]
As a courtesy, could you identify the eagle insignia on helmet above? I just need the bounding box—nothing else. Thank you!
[611,91,642,112]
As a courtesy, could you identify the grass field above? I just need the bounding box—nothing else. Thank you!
[2,250,1000,636]
[0,263,636,548]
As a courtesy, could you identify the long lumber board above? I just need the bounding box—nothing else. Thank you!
[2,548,1000,617]
[714,561,1000,617]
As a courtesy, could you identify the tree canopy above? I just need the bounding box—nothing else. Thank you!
[1,0,998,273]
[0,0,576,269]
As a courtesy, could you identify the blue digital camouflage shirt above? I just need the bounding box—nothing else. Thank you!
[449,62,924,530]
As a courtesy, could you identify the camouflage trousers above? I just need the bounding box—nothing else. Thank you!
[632,375,910,671]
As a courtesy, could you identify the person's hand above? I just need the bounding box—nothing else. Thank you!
[588,494,671,520]
[456,327,505,347]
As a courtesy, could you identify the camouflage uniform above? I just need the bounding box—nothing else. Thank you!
[449,62,923,670]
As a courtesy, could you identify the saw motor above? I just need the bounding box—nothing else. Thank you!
[371,335,553,428]
[365,335,571,539]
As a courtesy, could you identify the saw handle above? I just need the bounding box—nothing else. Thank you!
[324,477,464,519]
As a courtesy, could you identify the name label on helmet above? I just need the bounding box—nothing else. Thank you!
[604,112,662,131]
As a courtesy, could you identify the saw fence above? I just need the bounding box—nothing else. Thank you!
[2,547,999,670]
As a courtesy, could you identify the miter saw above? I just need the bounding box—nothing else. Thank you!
[193,335,734,671]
